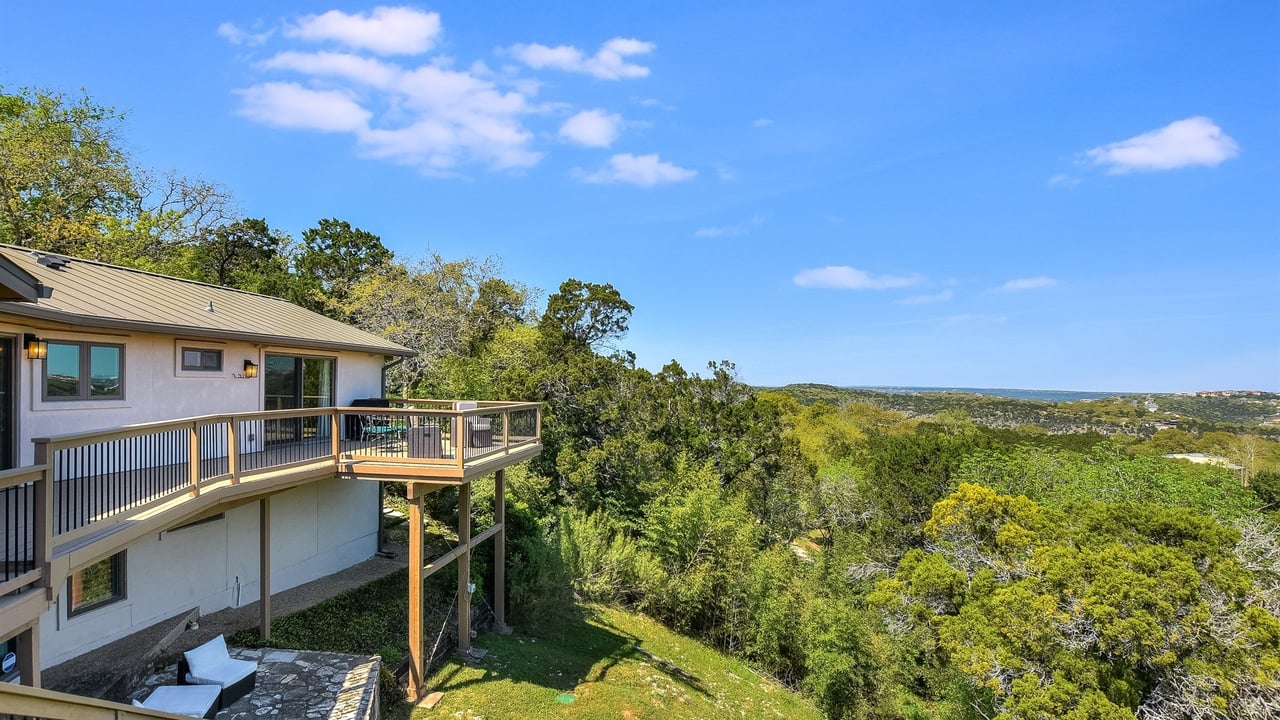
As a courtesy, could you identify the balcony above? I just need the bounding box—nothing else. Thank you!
[0,400,541,644]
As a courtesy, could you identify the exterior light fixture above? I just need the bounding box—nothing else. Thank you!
[24,333,48,360]
[243,360,259,379]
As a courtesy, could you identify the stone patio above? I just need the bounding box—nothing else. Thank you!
[131,647,380,720]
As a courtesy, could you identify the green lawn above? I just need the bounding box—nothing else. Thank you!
[416,605,822,720]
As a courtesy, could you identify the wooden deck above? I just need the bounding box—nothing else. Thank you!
[0,402,542,660]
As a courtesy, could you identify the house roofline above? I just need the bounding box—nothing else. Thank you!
[2,303,417,357]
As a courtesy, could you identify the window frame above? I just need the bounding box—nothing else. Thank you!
[66,552,126,617]
[180,347,223,372]
[42,341,125,402]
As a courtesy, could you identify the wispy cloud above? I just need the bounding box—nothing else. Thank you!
[898,289,953,305]
[284,7,442,55]
[1085,117,1239,173]
[237,83,371,132]
[507,37,654,80]
[793,266,924,290]
[559,109,622,147]
[694,215,765,238]
[577,153,696,186]
[1047,173,1080,188]
[636,97,675,110]
[753,118,774,127]
[217,21,273,46]
[997,276,1059,292]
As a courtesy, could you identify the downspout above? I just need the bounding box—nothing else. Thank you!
[381,356,406,399]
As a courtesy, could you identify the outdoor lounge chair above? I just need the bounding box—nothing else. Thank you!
[178,634,258,709]
[133,684,221,718]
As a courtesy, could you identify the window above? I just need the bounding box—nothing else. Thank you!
[67,553,125,616]
[181,347,223,372]
[44,342,123,400]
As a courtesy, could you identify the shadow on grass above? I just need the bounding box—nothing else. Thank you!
[428,605,710,700]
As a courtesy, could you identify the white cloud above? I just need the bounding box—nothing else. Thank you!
[559,109,622,147]
[793,266,924,290]
[578,153,696,186]
[694,215,765,238]
[1047,173,1080,188]
[1085,117,1239,173]
[241,43,541,171]
[898,289,953,305]
[261,51,400,87]
[714,164,739,181]
[285,6,442,55]
[217,21,273,46]
[637,97,675,110]
[236,82,371,132]
[508,37,654,80]
[753,118,774,127]
[997,277,1059,292]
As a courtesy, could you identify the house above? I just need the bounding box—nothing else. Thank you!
[0,244,541,705]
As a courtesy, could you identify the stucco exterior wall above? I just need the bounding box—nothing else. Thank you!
[0,322,390,667]
[38,475,379,668]
[0,323,387,465]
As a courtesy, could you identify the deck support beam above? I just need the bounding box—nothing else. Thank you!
[259,497,271,639]
[17,622,39,688]
[494,469,506,631]
[407,484,425,701]
[457,483,472,654]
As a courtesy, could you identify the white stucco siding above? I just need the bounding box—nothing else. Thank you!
[37,476,380,668]
[1,323,390,464]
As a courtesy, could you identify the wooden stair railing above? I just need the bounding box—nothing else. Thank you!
[0,681,193,719]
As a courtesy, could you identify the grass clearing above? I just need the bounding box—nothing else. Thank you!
[417,604,822,720]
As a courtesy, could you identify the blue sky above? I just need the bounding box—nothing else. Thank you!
[3,1,1277,392]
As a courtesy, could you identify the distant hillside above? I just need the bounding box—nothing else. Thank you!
[768,384,1280,437]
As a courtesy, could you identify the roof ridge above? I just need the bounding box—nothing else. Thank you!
[0,242,293,302]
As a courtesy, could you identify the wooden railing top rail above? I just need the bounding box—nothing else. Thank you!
[32,401,543,447]
[0,681,194,720]
[0,464,46,491]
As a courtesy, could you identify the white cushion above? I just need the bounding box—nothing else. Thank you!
[185,657,256,687]
[183,635,257,687]
[183,635,228,675]
[140,685,221,717]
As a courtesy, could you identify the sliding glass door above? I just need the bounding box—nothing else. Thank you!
[263,354,334,444]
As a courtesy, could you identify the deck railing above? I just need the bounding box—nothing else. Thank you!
[0,401,539,595]
[0,680,192,719]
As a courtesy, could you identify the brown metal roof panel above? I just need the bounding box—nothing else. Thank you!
[0,244,415,356]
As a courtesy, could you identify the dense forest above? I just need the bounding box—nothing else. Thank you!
[5,85,1280,720]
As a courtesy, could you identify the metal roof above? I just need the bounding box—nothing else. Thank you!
[0,244,415,357]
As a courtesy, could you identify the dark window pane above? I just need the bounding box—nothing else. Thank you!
[69,553,124,614]
[89,345,122,397]
[46,343,81,397]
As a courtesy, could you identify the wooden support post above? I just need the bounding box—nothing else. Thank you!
[457,483,471,654]
[227,418,240,484]
[494,469,506,631]
[259,497,271,640]
[33,445,52,597]
[407,485,425,701]
[17,623,39,688]
[188,424,201,497]
[331,410,342,460]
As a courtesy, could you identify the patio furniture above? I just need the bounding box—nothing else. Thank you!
[408,425,443,458]
[133,684,221,718]
[178,634,257,709]
[359,413,405,448]
[467,417,493,448]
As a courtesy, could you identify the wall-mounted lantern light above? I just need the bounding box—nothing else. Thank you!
[243,360,259,379]
[24,333,48,360]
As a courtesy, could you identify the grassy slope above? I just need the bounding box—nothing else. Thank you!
[415,604,822,720]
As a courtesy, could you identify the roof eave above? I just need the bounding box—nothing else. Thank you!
[0,305,417,357]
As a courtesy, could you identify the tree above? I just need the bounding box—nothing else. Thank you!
[0,86,138,252]
[295,218,392,314]
[538,278,633,353]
